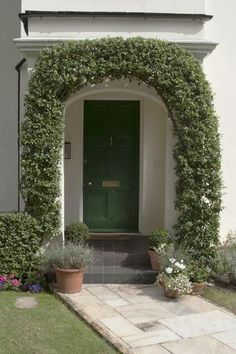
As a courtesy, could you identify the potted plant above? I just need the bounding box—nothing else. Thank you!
[65,221,90,244]
[156,257,192,298]
[148,228,169,271]
[41,242,93,294]
[188,261,209,294]
[163,274,193,298]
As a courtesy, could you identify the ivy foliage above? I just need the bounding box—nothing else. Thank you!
[0,212,41,276]
[21,37,222,257]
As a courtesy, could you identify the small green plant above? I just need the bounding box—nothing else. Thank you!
[65,221,90,244]
[148,228,169,251]
[187,261,209,283]
[41,242,93,270]
[216,234,236,284]
[224,230,236,247]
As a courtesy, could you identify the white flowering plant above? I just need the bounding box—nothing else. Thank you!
[163,258,187,277]
[153,243,168,253]
[163,274,193,297]
[156,256,189,287]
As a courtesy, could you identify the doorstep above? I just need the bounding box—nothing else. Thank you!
[85,236,157,284]
[90,233,143,240]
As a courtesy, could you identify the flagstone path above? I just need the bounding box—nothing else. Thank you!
[57,284,236,354]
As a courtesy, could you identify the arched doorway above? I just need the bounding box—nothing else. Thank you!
[21,38,221,255]
[64,79,175,235]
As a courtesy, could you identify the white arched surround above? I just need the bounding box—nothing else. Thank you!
[64,80,176,235]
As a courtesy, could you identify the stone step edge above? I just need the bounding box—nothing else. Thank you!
[90,233,143,240]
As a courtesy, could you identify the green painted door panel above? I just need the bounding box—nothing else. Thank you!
[84,100,139,232]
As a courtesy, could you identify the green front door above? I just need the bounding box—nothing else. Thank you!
[83,100,140,232]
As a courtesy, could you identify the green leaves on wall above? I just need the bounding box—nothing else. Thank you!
[21,37,222,257]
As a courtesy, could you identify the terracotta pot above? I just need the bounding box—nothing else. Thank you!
[191,281,207,295]
[163,286,181,299]
[158,274,166,286]
[55,268,85,294]
[148,249,160,271]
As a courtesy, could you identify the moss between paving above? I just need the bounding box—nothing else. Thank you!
[202,286,236,315]
[0,292,118,354]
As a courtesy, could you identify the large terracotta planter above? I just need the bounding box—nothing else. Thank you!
[55,268,85,294]
[191,281,207,295]
[148,249,160,271]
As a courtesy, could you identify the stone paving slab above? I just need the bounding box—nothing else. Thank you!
[56,284,236,354]
[159,310,236,338]
[99,316,142,337]
[127,345,170,354]
[162,335,236,354]
[104,297,130,308]
[110,284,165,304]
[211,330,236,350]
[87,285,120,300]
[15,297,38,309]
[115,301,175,324]
[122,325,180,347]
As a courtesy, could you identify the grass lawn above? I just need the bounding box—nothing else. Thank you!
[202,286,236,314]
[0,292,118,354]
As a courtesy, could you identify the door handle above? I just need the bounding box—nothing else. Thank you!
[87,181,92,186]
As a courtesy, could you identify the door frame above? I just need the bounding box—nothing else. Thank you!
[68,94,144,232]
[65,84,170,236]
[83,99,141,233]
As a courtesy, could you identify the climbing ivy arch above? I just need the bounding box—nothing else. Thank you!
[21,37,222,257]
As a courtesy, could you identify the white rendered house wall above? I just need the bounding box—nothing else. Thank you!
[204,0,236,238]
[21,0,206,17]
[0,1,21,212]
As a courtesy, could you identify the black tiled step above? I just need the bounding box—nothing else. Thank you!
[93,252,150,267]
[84,268,157,284]
[85,237,155,284]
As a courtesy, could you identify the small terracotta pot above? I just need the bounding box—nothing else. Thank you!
[55,268,85,294]
[158,274,166,286]
[191,281,207,295]
[148,249,160,271]
[163,286,181,299]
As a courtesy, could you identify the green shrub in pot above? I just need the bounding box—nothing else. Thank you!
[147,228,171,271]
[65,221,90,244]
[148,228,170,251]
[188,261,209,283]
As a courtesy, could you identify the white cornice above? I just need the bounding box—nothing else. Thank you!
[14,38,218,61]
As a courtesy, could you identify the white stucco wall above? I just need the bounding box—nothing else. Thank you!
[27,17,205,41]
[0,1,21,211]
[64,81,175,235]
[204,0,236,237]
[21,0,208,44]
[21,0,206,15]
